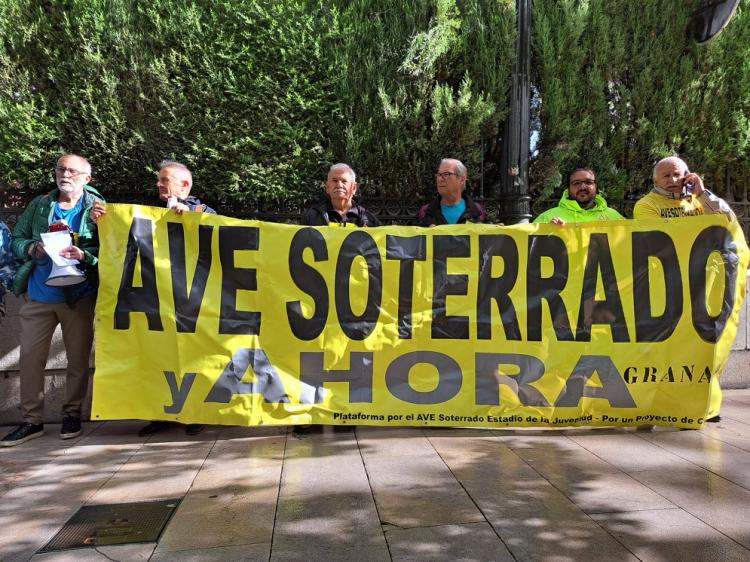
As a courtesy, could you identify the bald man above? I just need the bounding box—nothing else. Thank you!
[633,156,735,221]
[633,156,735,424]
[156,160,216,215]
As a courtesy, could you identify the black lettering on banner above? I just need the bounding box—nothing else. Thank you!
[204,348,290,403]
[689,226,739,343]
[477,235,521,340]
[218,226,261,335]
[432,235,470,339]
[554,355,637,408]
[527,235,573,341]
[336,231,383,340]
[299,352,374,404]
[385,235,427,339]
[114,217,163,331]
[286,228,329,340]
[168,223,213,333]
[475,353,550,406]
[632,231,682,342]
[163,371,197,414]
[385,351,462,404]
[576,233,629,342]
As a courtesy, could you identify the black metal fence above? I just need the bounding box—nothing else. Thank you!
[2,174,749,241]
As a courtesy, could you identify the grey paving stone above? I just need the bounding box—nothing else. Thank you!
[723,390,750,407]
[363,454,462,489]
[283,431,361,460]
[280,455,370,498]
[386,522,514,562]
[30,542,156,561]
[151,543,271,561]
[156,500,277,551]
[491,430,591,450]
[567,431,691,473]
[591,508,750,562]
[373,486,486,529]
[629,465,750,549]
[362,452,486,528]
[0,444,137,517]
[456,474,639,562]
[87,442,212,504]
[271,544,391,562]
[642,429,750,489]
[356,427,436,458]
[273,492,386,551]
[701,418,750,453]
[0,506,79,562]
[75,420,151,445]
[514,444,674,513]
[156,465,281,551]
[427,434,541,481]
[215,425,287,440]
[202,435,286,471]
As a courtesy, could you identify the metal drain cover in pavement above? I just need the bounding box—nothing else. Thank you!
[39,498,181,552]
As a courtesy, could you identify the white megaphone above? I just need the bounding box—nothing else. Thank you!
[43,220,87,287]
[46,262,86,287]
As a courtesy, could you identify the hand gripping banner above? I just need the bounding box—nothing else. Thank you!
[92,204,749,429]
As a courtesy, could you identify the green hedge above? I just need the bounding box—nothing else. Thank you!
[0,1,748,207]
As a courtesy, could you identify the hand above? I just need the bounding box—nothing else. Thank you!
[60,245,85,262]
[91,202,107,223]
[550,217,566,226]
[171,202,191,215]
[28,241,46,259]
[683,172,704,196]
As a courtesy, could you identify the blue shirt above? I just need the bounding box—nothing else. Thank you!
[28,198,93,303]
[440,199,467,225]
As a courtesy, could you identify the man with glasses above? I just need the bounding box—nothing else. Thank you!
[1,154,104,447]
[533,168,623,224]
[417,159,486,226]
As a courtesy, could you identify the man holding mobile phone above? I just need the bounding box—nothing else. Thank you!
[633,156,736,424]
[633,156,736,221]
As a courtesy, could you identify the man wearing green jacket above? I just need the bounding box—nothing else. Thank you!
[1,154,104,447]
[533,168,624,224]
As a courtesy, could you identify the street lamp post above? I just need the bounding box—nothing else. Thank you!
[495,0,532,224]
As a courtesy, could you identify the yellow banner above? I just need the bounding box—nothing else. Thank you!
[92,204,749,429]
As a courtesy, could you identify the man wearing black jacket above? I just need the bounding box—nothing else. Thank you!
[301,164,380,227]
[156,160,216,215]
[417,158,486,226]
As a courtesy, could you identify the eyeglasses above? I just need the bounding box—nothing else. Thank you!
[570,179,596,187]
[436,172,461,179]
[55,166,87,177]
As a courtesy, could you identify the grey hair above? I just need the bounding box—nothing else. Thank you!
[441,158,467,178]
[653,156,686,179]
[57,153,91,175]
[160,159,193,186]
[329,163,356,183]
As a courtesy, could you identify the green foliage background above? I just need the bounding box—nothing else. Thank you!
[0,0,748,209]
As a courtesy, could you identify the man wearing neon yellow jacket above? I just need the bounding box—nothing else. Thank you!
[534,168,624,225]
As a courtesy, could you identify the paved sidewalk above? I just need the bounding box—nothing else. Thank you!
[1,390,750,562]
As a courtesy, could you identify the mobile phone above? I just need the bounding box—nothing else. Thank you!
[683,170,695,195]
